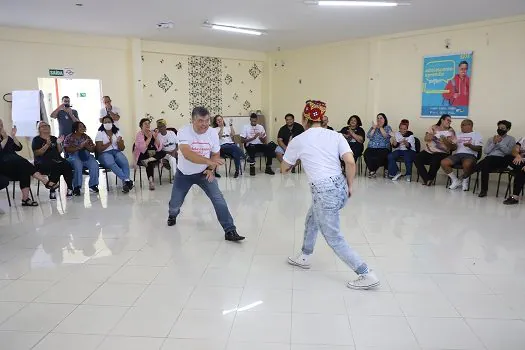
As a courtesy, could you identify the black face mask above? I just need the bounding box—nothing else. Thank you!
[64,104,71,108]
[497,129,507,136]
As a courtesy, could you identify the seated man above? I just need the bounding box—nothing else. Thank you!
[321,115,334,130]
[503,136,525,205]
[276,113,304,173]
[240,113,275,176]
[441,119,482,191]
[156,119,178,176]
[475,120,515,198]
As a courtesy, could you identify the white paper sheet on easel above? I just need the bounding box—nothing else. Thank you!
[12,90,41,137]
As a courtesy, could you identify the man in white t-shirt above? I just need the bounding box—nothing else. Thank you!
[441,119,483,191]
[281,100,379,290]
[99,96,122,128]
[240,113,275,176]
[156,119,178,176]
[167,107,245,242]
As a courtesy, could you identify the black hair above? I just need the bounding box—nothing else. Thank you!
[62,96,70,101]
[459,61,469,68]
[436,114,451,127]
[103,95,110,100]
[139,118,150,128]
[285,113,295,120]
[497,120,512,130]
[347,115,362,127]
[71,121,86,133]
[377,113,388,126]
[98,115,119,133]
[192,106,210,119]
[212,114,223,128]
[250,113,258,120]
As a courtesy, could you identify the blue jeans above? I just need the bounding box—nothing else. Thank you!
[220,143,243,170]
[168,170,236,233]
[302,175,368,275]
[67,152,99,188]
[388,150,416,177]
[98,150,130,182]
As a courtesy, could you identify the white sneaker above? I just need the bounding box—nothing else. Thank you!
[287,253,311,269]
[462,178,469,191]
[405,176,411,182]
[347,271,380,290]
[392,172,402,181]
[448,178,461,190]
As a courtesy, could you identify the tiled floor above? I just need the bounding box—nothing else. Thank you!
[1,172,525,350]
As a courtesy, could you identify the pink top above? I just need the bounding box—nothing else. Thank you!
[133,130,162,162]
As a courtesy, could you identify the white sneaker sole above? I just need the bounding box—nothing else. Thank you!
[346,281,381,290]
[287,257,311,269]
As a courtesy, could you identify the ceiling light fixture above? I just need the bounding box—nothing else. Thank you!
[203,21,265,36]
[305,1,401,7]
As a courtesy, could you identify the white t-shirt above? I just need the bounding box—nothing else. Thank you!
[240,124,266,145]
[516,137,525,157]
[100,106,121,128]
[455,131,483,156]
[393,132,416,151]
[177,125,220,175]
[216,126,234,145]
[157,130,178,152]
[283,128,352,183]
[95,130,122,153]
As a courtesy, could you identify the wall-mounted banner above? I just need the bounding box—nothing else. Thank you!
[421,52,472,118]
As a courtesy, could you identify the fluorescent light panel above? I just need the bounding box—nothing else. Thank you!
[204,22,265,36]
[315,1,399,7]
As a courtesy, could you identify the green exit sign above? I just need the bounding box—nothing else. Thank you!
[79,93,86,97]
[49,69,64,77]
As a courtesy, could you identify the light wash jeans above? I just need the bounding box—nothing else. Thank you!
[67,151,100,189]
[302,174,368,275]
[168,170,236,233]
[98,150,130,182]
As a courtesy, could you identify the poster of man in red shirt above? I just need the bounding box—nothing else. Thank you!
[442,61,470,107]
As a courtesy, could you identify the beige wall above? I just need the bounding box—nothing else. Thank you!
[270,15,525,140]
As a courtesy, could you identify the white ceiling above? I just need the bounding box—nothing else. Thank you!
[1,0,525,51]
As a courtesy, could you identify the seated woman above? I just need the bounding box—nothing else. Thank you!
[415,114,456,186]
[63,121,100,196]
[134,118,165,190]
[387,119,416,181]
[213,115,243,178]
[0,119,55,206]
[364,113,392,177]
[32,121,74,199]
[503,136,525,205]
[95,116,134,193]
[340,115,366,161]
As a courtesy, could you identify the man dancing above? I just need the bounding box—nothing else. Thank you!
[282,100,379,289]
[167,107,245,242]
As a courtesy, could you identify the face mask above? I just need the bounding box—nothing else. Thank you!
[497,129,507,136]
[64,104,71,108]
[103,123,113,131]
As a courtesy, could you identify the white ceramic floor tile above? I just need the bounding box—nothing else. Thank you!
[291,345,354,350]
[430,274,492,295]
[169,309,235,341]
[227,342,291,350]
[350,316,418,348]
[291,313,353,346]
[230,312,292,343]
[111,305,181,337]
[186,286,243,311]
[162,338,227,350]
[133,284,194,310]
[246,270,294,290]
[83,282,147,306]
[63,265,121,283]
[54,305,128,335]
[108,265,163,284]
[35,281,101,304]
[32,333,104,350]
[407,317,484,349]
[20,265,77,282]
[0,331,45,350]
[293,271,349,291]
[448,293,522,319]
[344,292,403,316]
[0,280,54,302]
[386,273,442,294]
[0,301,26,324]
[98,335,165,350]
[292,290,346,315]
[395,293,459,317]
[467,319,525,350]
[0,303,75,332]
[238,288,293,314]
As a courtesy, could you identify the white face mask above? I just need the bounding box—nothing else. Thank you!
[103,123,113,131]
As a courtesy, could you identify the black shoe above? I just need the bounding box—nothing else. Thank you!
[478,191,487,198]
[73,187,81,196]
[82,169,89,175]
[250,166,256,176]
[234,170,240,178]
[167,216,177,226]
[126,180,134,191]
[291,167,296,174]
[66,189,73,198]
[122,182,130,193]
[89,185,99,194]
[265,167,275,175]
[215,172,221,178]
[503,197,519,205]
[225,230,245,242]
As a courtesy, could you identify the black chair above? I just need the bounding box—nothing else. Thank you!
[445,150,482,190]
[132,143,163,189]
[505,172,525,198]
[5,180,35,207]
[472,167,511,197]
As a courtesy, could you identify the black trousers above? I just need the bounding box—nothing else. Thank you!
[509,162,525,196]
[414,151,448,183]
[0,174,9,190]
[36,160,74,190]
[349,143,364,160]
[364,148,389,172]
[0,154,36,189]
[246,144,274,167]
[138,151,166,178]
[475,155,513,192]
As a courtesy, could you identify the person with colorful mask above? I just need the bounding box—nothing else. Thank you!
[281,100,379,290]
